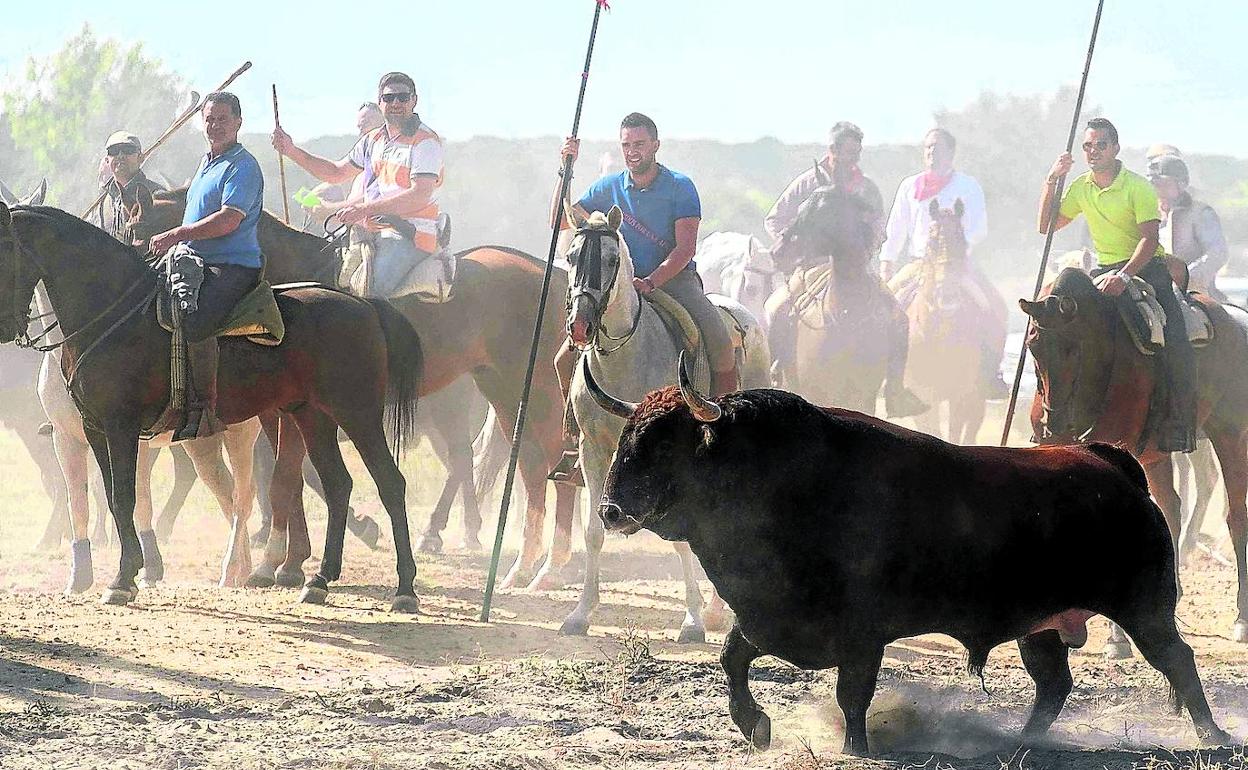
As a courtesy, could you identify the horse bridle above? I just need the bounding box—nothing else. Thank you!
[1032,310,1115,443]
[567,227,642,355]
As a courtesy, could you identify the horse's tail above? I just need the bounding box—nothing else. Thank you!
[365,298,423,456]
[472,406,511,504]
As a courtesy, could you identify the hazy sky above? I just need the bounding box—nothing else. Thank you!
[2,0,1244,154]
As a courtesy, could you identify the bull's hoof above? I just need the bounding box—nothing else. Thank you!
[1231,620,1248,644]
[677,624,707,645]
[244,572,275,589]
[417,532,443,554]
[101,586,137,606]
[391,594,420,614]
[299,584,329,605]
[559,615,590,636]
[1199,726,1233,747]
[734,709,771,750]
[1103,639,1134,660]
[274,566,304,588]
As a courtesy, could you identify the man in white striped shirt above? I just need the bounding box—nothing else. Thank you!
[880,128,1008,399]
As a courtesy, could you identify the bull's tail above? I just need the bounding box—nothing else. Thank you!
[365,298,423,457]
[1083,442,1148,491]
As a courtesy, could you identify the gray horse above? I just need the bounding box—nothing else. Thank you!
[560,207,771,640]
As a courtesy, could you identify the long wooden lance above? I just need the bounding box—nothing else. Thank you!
[81,60,253,218]
[480,0,610,623]
[999,0,1105,446]
[271,84,291,225]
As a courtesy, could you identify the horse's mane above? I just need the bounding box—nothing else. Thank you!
[14,205,149,270]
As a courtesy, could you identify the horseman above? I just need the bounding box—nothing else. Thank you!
[765,121,927,419]
[95,131,165,243]
[549,112,735,482]
[881,128,1009,400]
[1040,117,1196,453]
[1148,154,1229,299]
[271,71,444,298]
[148,92,265,441]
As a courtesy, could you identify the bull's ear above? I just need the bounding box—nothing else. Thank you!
[1018,298,1042,319]
[0,201,11,230]
[928,198,940,218]
[607,205,623,231]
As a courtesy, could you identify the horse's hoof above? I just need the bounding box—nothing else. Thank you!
[1231,620,1248,644]
[274,567,304,588]
[526,571,563,592]
[391,594,420,614]
[677,625,707,645]
[299,585,328,605]
[1103,640,1134,660]
[751,712,772,751]
[244,571,275,589]
[461,534,483,553]
[417,533,443,555]
[64,539,94,596]
[559,616,590,637]
[101,587,137,606]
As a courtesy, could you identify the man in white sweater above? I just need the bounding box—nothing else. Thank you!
[880,128,1008,399]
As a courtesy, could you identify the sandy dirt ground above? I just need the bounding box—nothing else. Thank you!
[1,410,1247,770]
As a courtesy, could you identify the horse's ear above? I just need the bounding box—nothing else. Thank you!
[0,201,10,230]
[954,198,964,218]
[928,198,940,218]
[607,205,623,231]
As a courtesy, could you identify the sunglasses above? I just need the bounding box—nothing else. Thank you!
[380,92,412,104]
[1082,140,1111,152]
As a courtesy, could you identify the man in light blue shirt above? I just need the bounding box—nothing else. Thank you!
[149,91,264,440]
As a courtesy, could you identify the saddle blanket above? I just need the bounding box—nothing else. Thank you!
[157,278,287,346]
[1098,273,1213,355]
[646,288,747,390]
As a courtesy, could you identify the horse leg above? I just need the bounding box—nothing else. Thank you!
[53,426,94,594]
[1178,440,1220,566]
[85,428,143,605]
[218,422,259,587]
[251,420,276,548]
[673,541,707,644]
[249,413,307,588]
[503,449,549,591]
[1207,427,1248,642]
[153,446,197,543]
[302,449,378,549]
[22,427,69,551]
[291,409,354,606]
[418,453,457,555]
[459,451,483,552]
[530,482,577,591]
[560,445,610,636]
[133,443,165,585]
[340,415,419,613]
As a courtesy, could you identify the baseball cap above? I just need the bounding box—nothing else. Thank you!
[1145,143,1181,161]
[104,131,142,154]
[1147,154,1189,185]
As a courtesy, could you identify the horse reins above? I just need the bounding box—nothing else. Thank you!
[567,227,641,355]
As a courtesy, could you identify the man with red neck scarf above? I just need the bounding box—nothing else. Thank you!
[765,121,885,248]
[881,128,1008,400]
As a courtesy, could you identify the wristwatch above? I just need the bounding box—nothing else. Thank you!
[641,277,656,292]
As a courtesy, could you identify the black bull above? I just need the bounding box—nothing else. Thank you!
[584,356,1230,755]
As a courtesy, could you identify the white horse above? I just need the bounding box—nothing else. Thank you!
[695,231,779,331]
[560,207,772,641]
[34,284,260,595]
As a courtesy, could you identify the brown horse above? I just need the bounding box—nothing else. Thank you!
[0,202,424,610]
[767,183,897,414]
[1021,267,1248,649]
[131,189,577,591]
[890,200,1002,443]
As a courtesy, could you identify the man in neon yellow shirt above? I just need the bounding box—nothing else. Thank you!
[1038,117,1194,452]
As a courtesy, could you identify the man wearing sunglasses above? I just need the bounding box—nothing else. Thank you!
[1040,117,1195,453]
[95,131,165,243]
[272,71,443,298]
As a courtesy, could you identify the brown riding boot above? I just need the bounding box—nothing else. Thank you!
[174,337,225,442]
[548,399,584,486]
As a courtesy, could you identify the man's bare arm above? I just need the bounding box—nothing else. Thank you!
[646,217,700,288]
[272,127,360,185]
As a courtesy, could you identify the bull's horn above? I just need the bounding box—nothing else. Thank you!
[582,356,637,418]
[678,351,722,423]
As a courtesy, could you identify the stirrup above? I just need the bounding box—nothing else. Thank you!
[548,449,585,486]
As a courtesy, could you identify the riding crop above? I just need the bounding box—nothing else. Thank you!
[80,61,253,218]
[480,0,610,623]
[272,84,292,225]
[999,0,1105,446]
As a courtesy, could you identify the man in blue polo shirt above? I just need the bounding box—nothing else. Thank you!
[546,112,734,483]
[149,91,264,440]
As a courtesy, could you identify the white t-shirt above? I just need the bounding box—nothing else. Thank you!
[880,170,987,264]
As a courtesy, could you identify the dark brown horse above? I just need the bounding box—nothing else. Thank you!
[767,182,897,414]
[0,202,424,610]
[131,189,577,591]
[1022,267,1248,649]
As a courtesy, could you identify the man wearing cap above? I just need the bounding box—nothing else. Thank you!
[271,72,443,298]
[764,121,885,245]
[148,92,265,441]
[96,131,165,243]
[880,127,1008,400]
[1149,154,1229,298]
[1041,117,1195,452]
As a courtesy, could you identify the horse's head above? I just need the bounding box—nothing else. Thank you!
[127,187,187,251]
[1019,267,1114,443]
[772,171,875,277]
[923,198,968,265]
[564,205,633,347]
[0,202,42,344]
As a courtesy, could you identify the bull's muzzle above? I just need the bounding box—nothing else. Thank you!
[598,500,643,534]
